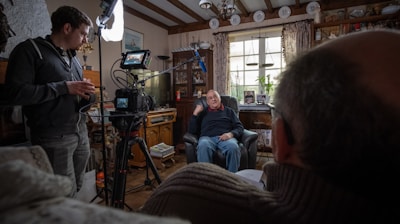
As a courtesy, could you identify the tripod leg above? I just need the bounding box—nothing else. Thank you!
[111,136,131,209]
[90,188,103,203]
[136,137,162,184]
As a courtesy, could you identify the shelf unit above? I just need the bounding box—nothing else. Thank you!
[172,49,213,145]
[172,49,213,99]
[311,10,400,47]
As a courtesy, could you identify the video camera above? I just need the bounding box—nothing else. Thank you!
[110,50,154,131]
[114,88,153,113]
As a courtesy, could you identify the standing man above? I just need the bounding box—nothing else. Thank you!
[4,6,96,198]
[189,89,244,172]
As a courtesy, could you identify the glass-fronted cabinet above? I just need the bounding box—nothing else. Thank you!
[172,49,213,146]
[173,49,213,99]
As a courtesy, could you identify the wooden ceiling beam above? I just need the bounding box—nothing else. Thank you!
[135,0,186,25]
[235,0,249,17]
[167,0,206,23]
[264,0,273,13]
[126,0,395,34]
[123,5,169,30]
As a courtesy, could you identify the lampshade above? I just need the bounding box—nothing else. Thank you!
[199,0,212,9]
[97,0,124,42]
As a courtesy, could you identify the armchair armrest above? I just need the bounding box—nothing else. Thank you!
[240,129,258,149]
[183,132,198,145]
[183,132,199,164]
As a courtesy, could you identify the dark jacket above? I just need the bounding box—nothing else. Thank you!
[4,36,94,136]
[188,104,244,139]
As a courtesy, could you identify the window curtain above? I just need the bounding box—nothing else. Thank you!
[213,32,229,95]
[282,21,312,64]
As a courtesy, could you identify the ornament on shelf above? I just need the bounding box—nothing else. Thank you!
[78,43,94,70]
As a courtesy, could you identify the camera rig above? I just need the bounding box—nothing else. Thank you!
[108,49,162,209]
[107,48,204,209]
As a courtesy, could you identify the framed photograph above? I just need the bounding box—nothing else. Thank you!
[244,91,255,104]
[122,28,143,53]
[256,94,267,104]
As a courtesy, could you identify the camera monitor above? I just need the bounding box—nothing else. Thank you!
[120,50,151,69]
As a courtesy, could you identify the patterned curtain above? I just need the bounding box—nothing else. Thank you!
[282,21,312,64]
[213,32,228,95]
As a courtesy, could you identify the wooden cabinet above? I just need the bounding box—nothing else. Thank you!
[311,7,400,47]
[83,70,100,87]
[239,110,272,130]
[128,108,176,167]
[239,109,272,151]
[172,49,213,145]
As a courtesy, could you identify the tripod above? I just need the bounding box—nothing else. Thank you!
[110,113,162,209]
[125,118,159,194]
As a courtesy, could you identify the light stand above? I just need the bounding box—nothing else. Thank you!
[89,25,111,206]
[90,0,124,206]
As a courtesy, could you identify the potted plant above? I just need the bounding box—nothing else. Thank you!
[256,74,274,103]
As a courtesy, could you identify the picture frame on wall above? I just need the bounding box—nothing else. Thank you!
[122,28,143,53]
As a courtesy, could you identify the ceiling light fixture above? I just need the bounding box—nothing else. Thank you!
[218,0,236,20]
[199,0,212,9]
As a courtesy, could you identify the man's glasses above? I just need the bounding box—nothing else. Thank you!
[267,103,295,145]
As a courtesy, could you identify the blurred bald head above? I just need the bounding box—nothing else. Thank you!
[273,30,400,203]
[318,30,400,111]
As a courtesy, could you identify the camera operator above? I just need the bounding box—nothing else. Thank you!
[3,6,96,198]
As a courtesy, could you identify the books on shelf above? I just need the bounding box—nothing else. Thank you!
[150,142,174,157]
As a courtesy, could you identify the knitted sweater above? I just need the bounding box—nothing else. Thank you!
[141,162,398,224]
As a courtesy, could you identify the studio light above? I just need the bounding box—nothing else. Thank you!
[97,0,124,42]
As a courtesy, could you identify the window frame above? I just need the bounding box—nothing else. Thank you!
[228,26,286,104]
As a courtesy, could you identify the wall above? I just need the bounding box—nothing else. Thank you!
[0,0,51,58]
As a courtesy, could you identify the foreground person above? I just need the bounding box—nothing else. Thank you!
[140,30,400,224]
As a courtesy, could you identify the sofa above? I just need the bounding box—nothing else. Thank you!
[0,145,189,224]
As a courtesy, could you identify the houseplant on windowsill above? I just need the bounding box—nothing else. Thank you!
[256,74,273,104]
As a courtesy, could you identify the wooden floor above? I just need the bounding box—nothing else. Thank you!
[93,150,273,212]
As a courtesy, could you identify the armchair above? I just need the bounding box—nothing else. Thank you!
[183,95,258,170]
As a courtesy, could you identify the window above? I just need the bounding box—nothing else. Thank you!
[229,26,286,104]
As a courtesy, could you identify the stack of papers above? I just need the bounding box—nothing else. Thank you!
[235,169,265,190]
[150,142,174,157]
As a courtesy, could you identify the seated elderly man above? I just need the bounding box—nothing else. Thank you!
[188,89,244,172]
[141,30,400,224]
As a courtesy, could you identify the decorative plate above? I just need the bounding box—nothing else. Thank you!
[381,5,400,15]
[306,1,321,15]
[278,6,291,19]
[253,10,265,23]
[349,9,365,18]
[209,18,219,29]
[230,14,241,26]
